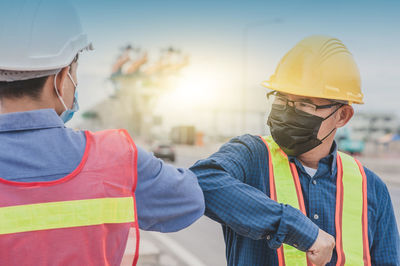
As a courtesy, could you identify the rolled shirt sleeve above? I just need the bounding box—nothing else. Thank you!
[269,204,319,251]
[134,146,205,232]
[190,134,318,251]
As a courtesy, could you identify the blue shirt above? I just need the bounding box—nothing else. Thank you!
[190,134,400,266]
[0,109,204,232]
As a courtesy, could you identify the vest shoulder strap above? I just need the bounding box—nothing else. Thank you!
[336,151,371,265]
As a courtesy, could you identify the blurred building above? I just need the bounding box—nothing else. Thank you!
[170,126,196,145]
[78,46,190,142]
[348,113,400,141]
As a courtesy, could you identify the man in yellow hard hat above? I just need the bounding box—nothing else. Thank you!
[190,35,400,265]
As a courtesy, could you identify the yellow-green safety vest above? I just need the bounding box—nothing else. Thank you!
[260,136,371,266]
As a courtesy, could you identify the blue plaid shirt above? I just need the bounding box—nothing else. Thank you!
[190,134,400,266]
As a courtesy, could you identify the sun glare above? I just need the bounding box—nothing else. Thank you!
[167,66,220,109]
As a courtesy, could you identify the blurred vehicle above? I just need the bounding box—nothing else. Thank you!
[152,142,176,162]
[335,127,365,155]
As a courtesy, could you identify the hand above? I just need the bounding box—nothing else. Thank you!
[306,229,335,266]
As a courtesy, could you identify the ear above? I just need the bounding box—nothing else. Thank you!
[54,66,71,97]
[335,105,354,128]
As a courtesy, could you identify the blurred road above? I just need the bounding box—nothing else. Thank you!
[142,145,226,266]
[140,145,400,266]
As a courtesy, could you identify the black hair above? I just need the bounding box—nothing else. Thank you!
[0,76,49,100]
[0,54,79,100]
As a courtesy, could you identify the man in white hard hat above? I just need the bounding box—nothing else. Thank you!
[0,1,204,265]
[190,35,400,265]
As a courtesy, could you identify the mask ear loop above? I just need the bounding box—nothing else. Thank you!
[53,70,69,112]
[322,104,344,121]
[67,72,77,88]
[320,127,337,142]
[319,104,344,142]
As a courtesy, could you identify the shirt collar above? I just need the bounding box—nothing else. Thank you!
[288,141,338,176]
[0,109,65,132]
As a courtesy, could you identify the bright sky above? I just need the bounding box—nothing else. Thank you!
[70,0,400,127]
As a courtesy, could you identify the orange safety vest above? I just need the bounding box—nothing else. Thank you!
[260,136,371,266]
[0,129,140,266]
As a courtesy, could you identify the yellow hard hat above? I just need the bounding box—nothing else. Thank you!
[262,35,363,104]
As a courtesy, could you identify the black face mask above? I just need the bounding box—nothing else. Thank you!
[267,105,340,157]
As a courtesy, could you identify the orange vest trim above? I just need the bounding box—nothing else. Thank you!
[261,136,311,266]
[335,155,371,266]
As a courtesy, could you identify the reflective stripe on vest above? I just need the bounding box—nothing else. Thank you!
[0,197,135,235]
[260,136,371,266]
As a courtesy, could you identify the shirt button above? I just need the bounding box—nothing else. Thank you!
[266,235,271,240]
[312,180,317,185]
[314,214,319,220]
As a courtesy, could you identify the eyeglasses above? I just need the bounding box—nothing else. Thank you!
[266,91,341,115]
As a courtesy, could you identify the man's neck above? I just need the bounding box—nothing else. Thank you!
[297,139,334,169]
[0,98,52,114]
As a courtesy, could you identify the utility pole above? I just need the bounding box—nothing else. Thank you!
[241,18,283,132]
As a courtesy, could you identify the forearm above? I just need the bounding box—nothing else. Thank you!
[191,134,318,250]
[196,169,318,250]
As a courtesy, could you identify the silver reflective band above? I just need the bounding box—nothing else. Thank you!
[0,69,61,82]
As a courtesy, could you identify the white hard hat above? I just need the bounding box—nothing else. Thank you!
[0,0,93,81]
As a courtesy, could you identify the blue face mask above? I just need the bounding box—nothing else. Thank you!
[59,90,79,123]
[54,71,79,123]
